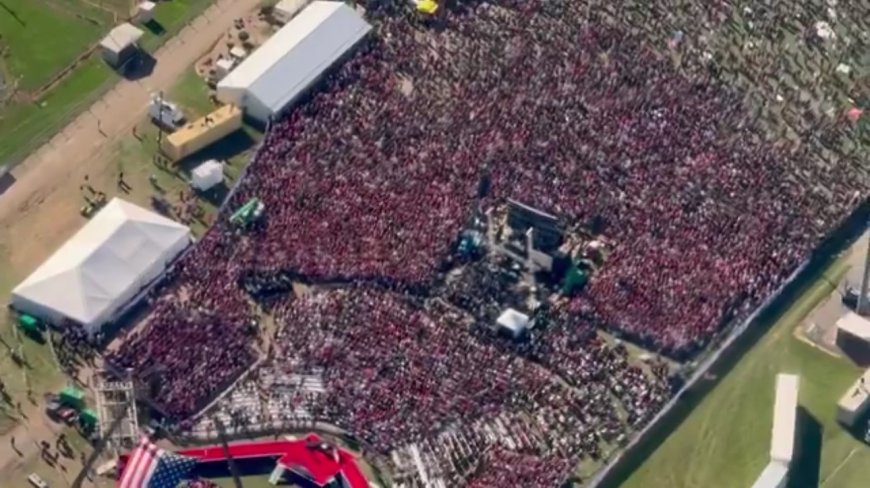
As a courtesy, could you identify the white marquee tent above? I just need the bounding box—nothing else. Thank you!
[770,374,799,465]
[217,1,372,123]
[191,159,224,191]
[11,199,191,334]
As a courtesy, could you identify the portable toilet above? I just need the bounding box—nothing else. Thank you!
[80,408,99,432]
[18,314,41,337]
[59,386,85,410]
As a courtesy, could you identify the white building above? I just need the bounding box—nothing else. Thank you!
[99,23,144,68]
[751,461,788,488]
[191,159,224,191]
[770,374,799,465]
[837,368,870,427]
[11,199,191,334]
[836,311,870,360]
[497,309,531,339]
[217,1,372,124]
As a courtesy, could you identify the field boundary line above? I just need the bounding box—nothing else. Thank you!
[820,447,859,487]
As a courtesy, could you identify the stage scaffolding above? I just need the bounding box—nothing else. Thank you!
[94,371,141,454]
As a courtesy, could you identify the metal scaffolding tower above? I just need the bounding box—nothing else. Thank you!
[94,371,141,456]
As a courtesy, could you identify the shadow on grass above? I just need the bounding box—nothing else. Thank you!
[788,406,823,488]
[195,181,230,207]
[0,172,15,195]
[177,129,257,175]
[143,19,166,36]
[122,52,157,81]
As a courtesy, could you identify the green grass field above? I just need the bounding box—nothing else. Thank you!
[0,0,222,169]
[617,258,870,488]
[0,0,110,90]
[0,58,114,164]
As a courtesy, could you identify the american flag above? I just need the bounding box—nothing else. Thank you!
[119,436,196,488]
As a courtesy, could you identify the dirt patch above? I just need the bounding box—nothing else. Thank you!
[196,11,275,82]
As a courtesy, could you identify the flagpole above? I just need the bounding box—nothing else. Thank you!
[71,410,128,488]
[213,416,244,488]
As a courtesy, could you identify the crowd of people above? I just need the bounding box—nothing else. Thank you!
[106,298,259,418]
[271,288,662,484]
[465,447,574,488]
[225,1,863,355]
[274,288,555,452]
[101,1,865,485]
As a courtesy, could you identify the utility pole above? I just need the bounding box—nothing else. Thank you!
[858,229,870,316]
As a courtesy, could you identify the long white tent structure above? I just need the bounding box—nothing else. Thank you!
[770,374,799,465]
[11,199,191,334]
[217,1,372,123]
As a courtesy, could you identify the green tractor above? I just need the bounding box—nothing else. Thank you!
[230,197,265,227]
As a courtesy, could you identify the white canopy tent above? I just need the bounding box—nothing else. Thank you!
[497,309,531,339]
[770,374,799,465]
[11,199,191,334]
[191,159,224,191]
[837,311,870,342]
[99,23,144,67]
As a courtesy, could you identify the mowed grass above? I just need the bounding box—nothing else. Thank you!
[0,0,108,90]
[618,259,870,488]
[140,0,219,51]
[0,57,114,164]
[0,236,65,435]
[0,0,221,169]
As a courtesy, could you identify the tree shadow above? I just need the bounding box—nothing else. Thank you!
[788,406,823,488]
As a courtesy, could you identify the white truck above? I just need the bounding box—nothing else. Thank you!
[148,94,185,129]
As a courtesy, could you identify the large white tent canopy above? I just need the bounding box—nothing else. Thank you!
[11,199,191,334]
[217,1,372,123]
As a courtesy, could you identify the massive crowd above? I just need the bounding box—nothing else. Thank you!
[101,1,865,485]
[229,1,863,355]
[106,298,259,418]
[465,448,574,488]
[271,289,666,482]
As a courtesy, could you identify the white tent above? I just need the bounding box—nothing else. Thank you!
[837,311,870,342]
[191,159,224,191]
[99,23,144,67]
[751,461,788,488]
[497,309,530,339]
[11,199,191,334]
[217,1,372,123]
[770,374,799,465]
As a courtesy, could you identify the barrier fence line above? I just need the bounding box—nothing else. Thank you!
[587,200,870,487]
[588,259,808,487]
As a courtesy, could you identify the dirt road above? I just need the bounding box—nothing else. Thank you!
[0,0,263,277]
[0,0,263,482]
